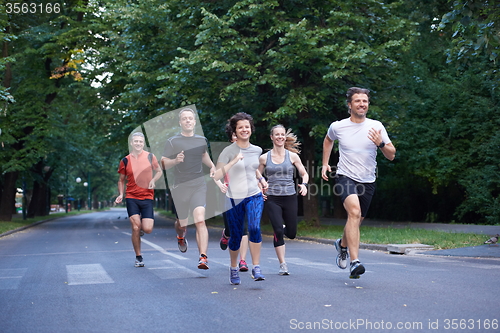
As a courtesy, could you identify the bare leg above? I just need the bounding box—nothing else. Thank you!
[175,218,187,238]
[129,214,142,256]
[193,206,208,255]
[239,235,249,261]
[248,241,261,266]
[275,244,285,264]
[342,194,362,261]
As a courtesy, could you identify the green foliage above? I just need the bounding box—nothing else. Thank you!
[439,0,500,63]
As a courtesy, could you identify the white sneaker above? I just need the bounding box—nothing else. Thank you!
[279,262,289,275]
[334,238,348,269]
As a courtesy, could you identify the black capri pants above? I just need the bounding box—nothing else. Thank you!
[265,194,298,247]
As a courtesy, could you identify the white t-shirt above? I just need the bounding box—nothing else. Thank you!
[327,118,391,183]
[217,142,262,199]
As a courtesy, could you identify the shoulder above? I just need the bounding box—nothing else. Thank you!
[366,118,383,126]
[249,144,262,154]
[259,152,268,163]
[288,151,302,164]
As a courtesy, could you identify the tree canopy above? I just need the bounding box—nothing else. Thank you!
[1,0,498,224]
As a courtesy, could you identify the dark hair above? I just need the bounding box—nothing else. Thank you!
[224,123,233,142]
[346,87,370,104]
[228,112,255,135]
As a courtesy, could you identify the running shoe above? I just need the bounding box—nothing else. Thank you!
[134,256,144,267]
[230,267,240,285]
[177,236,188,253]
[140,230,144,237]
[238,259,248,272]
[198,254,209,270]
[334,238,348,269]
[349,260,365,279]
[219,229,229,250]
[279,262,289,275]
[251,265,265,281]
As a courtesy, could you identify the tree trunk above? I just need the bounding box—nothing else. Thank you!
[0,171,19,221]
[300,134,320,227]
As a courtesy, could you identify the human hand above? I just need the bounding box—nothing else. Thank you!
[176,151,185,164]
[368,128,383,146]
[321,165,331,181]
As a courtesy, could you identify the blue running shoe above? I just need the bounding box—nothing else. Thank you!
[251,265,265,281]
[230,267,240,285]
[349,260,365,279]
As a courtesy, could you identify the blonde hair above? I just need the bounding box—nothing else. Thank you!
[270,125,301,154]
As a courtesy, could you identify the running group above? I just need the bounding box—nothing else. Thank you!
[115,87,396,284]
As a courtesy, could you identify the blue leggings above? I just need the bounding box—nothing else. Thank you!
[225,193,264,251]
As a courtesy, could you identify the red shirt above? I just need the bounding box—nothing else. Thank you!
[118,151,160,200]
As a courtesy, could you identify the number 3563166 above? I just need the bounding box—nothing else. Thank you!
[6,3,61,14]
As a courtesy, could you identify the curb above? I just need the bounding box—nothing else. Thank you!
[296,236,389,252]
[0,218,57,238]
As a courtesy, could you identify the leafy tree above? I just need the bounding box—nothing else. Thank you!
[157,0,417,224]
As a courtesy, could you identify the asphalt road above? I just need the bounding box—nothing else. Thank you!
[1,209,499,333]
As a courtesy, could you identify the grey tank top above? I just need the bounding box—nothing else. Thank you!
[266,150,296,196]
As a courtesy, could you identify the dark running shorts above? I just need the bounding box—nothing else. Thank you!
[334,175,376,218]
[126,198,154,219]
[171,182,207,220]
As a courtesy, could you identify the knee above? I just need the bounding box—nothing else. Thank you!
[347,208,362,220]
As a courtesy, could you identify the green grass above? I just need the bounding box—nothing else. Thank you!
[0,209,94,235]
[204,217,487,250]
[290,222,486,250]
[2,211,488,250]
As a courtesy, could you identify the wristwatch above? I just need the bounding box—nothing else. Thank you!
[378,142,385,149]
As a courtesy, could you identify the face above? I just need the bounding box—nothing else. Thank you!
[235,120,252,141]
[270,127,286,147]
[348,93,369,118]
[130,135,145,152]
[179,110,196,133]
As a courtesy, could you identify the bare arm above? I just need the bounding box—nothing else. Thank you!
[160,151,184,170]
[321,135,334,181]
[148,165,163,189]
[380,142,396,161]
[368,128,396,161]
[202,151,216,177]
[291,152,309,196]
[115,173,126,204]
[213,153,243,181]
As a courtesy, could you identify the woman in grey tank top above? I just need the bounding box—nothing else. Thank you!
[258,125,309,275]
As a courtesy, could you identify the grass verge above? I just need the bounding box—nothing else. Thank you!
[203,217,487,250]
[0,210,93,235]
[2,210,486,250]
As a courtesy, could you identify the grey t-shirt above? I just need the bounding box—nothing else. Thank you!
[217,142,262,199]
[162,133,208,187]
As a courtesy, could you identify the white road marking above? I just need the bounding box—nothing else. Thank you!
[122,232,187,260]
[66,264,114,286]
[146,260,205,279]
[0,268,27,290]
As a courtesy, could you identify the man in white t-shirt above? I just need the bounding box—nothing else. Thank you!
[322,87,396,279]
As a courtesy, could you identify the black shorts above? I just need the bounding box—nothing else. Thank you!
[171,182,207,220]
[126,198,154,219]
[334,175,376,217]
